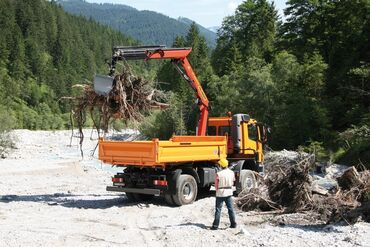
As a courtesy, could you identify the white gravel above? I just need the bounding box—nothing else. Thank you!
[0,130,369,247]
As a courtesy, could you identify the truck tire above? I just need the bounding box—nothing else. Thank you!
[237,170,257,195]
[172,174,198,206]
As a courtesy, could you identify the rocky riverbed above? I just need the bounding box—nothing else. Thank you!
[0,130,369,247]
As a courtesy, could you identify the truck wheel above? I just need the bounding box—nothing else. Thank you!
[172,175,198,206]
[238,170,257,194]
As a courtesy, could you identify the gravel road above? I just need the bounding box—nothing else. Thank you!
[0,130,369,247]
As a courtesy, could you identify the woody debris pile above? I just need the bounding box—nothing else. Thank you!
[237,151,370,224]
[64,66,167,152]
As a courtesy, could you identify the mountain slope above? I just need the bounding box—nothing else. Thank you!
[57,0,217,47]
[0,0,138,129]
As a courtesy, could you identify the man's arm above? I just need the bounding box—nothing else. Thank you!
[215,174,219,190]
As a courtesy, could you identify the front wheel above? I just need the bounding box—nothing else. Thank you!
[237,170,257,194]
[172,174,198,206]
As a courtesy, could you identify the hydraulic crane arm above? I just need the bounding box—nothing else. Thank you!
[106,45,209,136]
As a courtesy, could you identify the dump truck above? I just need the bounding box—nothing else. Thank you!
[95,46,268,206]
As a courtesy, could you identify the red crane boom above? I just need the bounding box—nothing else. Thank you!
[107,46,209,136]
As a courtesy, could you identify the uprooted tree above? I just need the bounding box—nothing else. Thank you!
[237,153,370,224]
[63,65,168,155]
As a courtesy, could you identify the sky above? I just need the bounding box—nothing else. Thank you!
[85,0,287,28]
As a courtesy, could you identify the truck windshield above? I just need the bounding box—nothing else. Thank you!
[248,124,257,141]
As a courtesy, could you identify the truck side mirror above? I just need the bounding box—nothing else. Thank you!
[257,123,270,144]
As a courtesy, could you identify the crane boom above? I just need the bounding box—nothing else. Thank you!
[106,46,209,136]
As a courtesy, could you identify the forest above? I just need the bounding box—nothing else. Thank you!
[0,0,369,166]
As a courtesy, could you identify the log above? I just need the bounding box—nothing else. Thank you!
[311,183,328,196]
[337,167,363,190]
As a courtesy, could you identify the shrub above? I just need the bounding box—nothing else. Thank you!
[0,106,16,158]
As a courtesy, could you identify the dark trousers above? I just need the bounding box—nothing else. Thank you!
[212,196,236,228]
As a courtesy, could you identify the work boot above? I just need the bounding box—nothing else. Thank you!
[210,226,218,230]
[230,223,237,228]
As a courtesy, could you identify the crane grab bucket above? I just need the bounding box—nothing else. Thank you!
[94,74,114,96]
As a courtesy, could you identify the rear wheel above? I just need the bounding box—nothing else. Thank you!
[172,175,198,206]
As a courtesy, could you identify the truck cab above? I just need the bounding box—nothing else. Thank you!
[206,114,268,197]
[208,113,267,170]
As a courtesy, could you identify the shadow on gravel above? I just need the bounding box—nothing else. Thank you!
[0,191,216,209]
[0,193,206,209]
[280,224,344,233]
[0,193,138,209]
[197,190,216,200]
[177,222,208,229]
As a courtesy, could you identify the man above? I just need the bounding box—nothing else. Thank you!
[211,158,237,230]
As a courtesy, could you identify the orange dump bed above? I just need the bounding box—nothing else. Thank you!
[98,136,227,167]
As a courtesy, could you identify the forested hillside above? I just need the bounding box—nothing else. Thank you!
[0,0,139,130]
[0,0,368,166]
[57,0,217,47]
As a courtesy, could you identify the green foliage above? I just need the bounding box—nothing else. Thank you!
[139,93,188,140]
[0,106,16,158]
[271,51,330,149]
[339,125,370,147]
[212,0,278,76]
[0,0,137,130]
[208,73,244,115]
[279,0,370,131]
[336,125,370,168]
[298,141,328,162]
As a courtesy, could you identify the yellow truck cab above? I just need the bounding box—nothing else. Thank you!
[208,113,266,169]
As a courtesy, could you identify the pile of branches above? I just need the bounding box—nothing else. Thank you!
[237,153,370,224]
[313,168,370,223]
[237,154,314,213]
[64,65,168,154]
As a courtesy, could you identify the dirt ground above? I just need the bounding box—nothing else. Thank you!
[0,130,369,247]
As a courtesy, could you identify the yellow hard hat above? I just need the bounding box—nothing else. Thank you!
[218,159,228,168]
